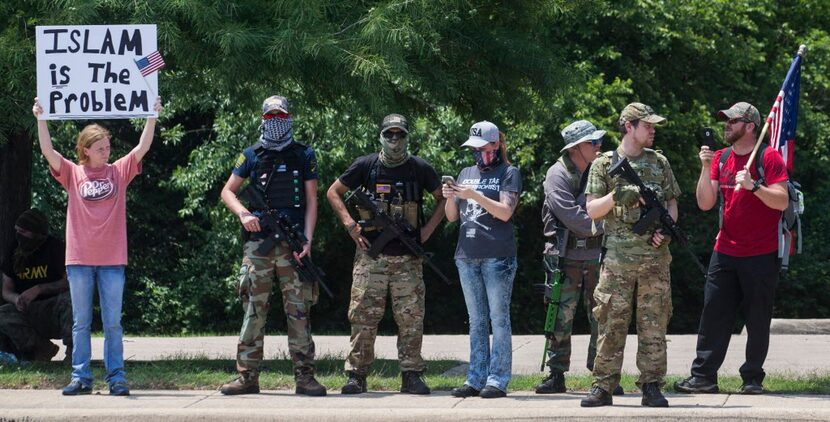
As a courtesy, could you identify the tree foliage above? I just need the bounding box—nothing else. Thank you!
[1,0,828,334]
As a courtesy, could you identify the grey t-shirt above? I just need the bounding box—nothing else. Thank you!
[542,157,603,261]
[454,162,522,259]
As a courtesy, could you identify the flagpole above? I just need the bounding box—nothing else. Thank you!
[737,44,806,190]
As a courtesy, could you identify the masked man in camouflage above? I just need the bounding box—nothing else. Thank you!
[219,95,326,396]
[536,120,620,396]
[581,103,680,408]
[326,113,445,395]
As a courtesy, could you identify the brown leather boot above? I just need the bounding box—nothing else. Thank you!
[219,372,260,395]
[295,373,327,396]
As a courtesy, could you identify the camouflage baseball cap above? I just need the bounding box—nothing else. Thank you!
[262,95,289,114]
[560,120,605,152]
[619,102,666,125]
[380,113,409,133]
[717,102,761,127]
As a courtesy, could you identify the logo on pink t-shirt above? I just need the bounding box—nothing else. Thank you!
[78,178,116,201]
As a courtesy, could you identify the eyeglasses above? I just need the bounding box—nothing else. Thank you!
[382,130,407,141]
[591,138,603,146]
[726,118,752,125]
[263,112,290,120]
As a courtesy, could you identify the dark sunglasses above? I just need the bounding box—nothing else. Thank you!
[382,130,408,140]
[263,112,290,120]
[726,118,752,125]
[591,138,603,146]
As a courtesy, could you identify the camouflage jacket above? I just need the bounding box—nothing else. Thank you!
[586,147,681,257]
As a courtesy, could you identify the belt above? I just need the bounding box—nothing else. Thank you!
[566,235,603,250]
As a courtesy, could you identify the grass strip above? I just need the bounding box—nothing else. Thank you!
[2,358,828,394]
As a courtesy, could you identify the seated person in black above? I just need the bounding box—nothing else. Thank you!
[0,209,72,362]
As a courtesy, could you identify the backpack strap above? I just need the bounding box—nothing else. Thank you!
[755,143,768,184]
[717,147,731,228]
[579,163,591,195]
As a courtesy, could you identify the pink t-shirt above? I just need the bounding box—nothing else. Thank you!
[710,146,788,257]
[50,152,143,266]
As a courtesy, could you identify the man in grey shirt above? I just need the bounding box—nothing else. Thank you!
[536,120,621,396]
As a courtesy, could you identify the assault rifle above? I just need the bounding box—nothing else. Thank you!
[608,157,707,274]
[345,188,451,285]
[240,187,334,298]
[535,228,567,371]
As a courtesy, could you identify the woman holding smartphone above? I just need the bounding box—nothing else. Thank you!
[443,121,522,399]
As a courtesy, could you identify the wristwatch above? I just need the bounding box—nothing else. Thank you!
[750,178,764,193]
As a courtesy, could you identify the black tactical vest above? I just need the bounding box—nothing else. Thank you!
[363,156,423,228]
[251,143,307,210]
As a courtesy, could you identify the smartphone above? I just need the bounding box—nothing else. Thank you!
[442,175,456,186]
[699,127,716,150]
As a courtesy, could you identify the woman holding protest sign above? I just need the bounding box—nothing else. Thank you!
[32,95,161,396]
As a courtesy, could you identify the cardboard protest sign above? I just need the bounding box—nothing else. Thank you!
[36,25,161,120]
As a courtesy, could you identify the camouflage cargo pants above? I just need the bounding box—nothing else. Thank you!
[345,251,426,375]
[591,251,672,392]
[236,239,318,376]
[544,258,600,373]
[0,291,72,359]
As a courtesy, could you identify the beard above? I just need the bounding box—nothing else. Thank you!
[724,125,745,145]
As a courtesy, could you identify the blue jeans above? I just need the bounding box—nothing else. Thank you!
[455,257,517,391]
[66,265,127,386]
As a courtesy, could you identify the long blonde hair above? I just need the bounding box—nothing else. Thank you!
[75,124,111,165]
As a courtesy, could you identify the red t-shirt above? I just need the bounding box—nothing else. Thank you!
[710,146,788,257]
[50,152,142,266]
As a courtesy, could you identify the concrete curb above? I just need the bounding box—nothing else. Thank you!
[2,391,829,421]
[769,319,830,335]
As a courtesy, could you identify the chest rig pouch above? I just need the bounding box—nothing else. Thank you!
[252,143,306,209]
[610,149,666,226]
[359,156,422,232]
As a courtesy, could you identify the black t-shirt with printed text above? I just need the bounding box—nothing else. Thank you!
[1,235,66,299]
[454,163,522,259]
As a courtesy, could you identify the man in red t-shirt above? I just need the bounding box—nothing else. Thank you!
[675,102,789,395]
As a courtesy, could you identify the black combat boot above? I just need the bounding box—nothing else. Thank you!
[535,370,566,394]
[580,386,613,407]
[341,371,368,394]
[641,382,669,407]
[400,371,431,395]
[295,372,327,396]
[220,372,260,395]
[674,376,719,394]
[739,379,764,395]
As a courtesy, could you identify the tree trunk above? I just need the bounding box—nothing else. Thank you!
[0,131,33,263]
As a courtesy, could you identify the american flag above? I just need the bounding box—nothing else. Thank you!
[134,51,166,77]
[767,50,802,173]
